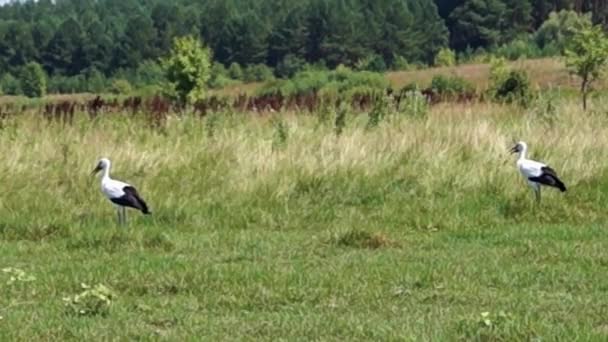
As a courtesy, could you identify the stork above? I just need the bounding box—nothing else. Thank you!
[510,141,566,202]
[91,158,151,225]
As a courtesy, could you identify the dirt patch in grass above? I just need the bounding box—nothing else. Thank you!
[332,229,398,249]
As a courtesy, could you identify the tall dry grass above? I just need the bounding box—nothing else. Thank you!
[0,96,605,229]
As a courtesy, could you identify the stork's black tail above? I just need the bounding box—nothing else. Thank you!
[123,186,152,214]
[555,178,567,192]
[533,166,567,192]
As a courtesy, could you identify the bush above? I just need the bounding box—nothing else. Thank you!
[276,54,306,79]
[135,60,165,87]
[391,54,411,71]
[400,82,420,93]
[397,90,428,119]
[535,10,592,52]
[161,35,212,104]
[0,73,21,95]
[428,74,474,99]
[208,62,240,89]
[434,48,456,67]
[259,66,389,99]
[494,38,543,60]
[48,75,86,94]
[494,70,532,105]
[19,62,47,97]
[489,57,533,106]
[228,62,243,80]
[366,93,392,129]
[110,79,133,95]
[134,84,163,97]
[210,62,228,80]
[208,74,240,89]
[355,54,387,72]
[459,47,493,64]
[86,68,107,93]
[243,64,275,82]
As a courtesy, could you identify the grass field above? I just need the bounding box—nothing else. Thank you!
[2,95,608,340]
[214,58,584,96]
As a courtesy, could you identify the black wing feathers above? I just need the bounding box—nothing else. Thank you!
[529,166,567,192]
[110,186,151,214]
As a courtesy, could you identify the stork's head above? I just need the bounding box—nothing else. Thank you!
[509,141,527,154]
[91,158,111,175]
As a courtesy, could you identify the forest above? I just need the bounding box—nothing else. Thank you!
[0,0,606,93]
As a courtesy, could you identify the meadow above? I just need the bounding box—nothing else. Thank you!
[2,90,608,340]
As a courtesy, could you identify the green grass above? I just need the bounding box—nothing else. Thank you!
[1,98,608,340]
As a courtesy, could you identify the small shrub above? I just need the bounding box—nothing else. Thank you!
[63,283,115,317]
[210,62,227,78]
[258,68,389,98]
[494,70,532,105]
[489,57,509,85]
[489,57,533,106]
[271,116,289,150]
[0,73,21,95]
[48,75,86,94]
[401,82,420,93]
[366,93,392,129]
[334,101,348,137]
[161,35,212,104]
[391,54,411,71]
[434,48,456,67]
[276,54,306,79]
[205,112,221,138]
[86,68,107,93]
[19,62,47,97]
[429,74,474,100]
[135,60,165,87]
[398,90,429,119]
[315,101,334,126]
[494,38,542,60]
[110,79,133,95]
[355,54,387,72]
[531,91,559,126]
[243,64,275,82]
[461,47,494,64]
[134,84,163,97]
[228,62,243,80]
[208,62,234,89]
[208,74,240,89]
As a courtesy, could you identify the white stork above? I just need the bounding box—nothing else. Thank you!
[510,141,566,202]
[91,158,151,225]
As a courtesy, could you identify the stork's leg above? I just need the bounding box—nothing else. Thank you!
[116,207,122,225]
[122,207,127,226]
[535,187,541,204]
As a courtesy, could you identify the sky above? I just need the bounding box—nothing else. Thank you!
[0,0,29,5]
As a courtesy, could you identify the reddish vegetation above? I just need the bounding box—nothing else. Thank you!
[3,87,480,130]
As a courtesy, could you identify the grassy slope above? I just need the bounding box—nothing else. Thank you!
[1,98,608,340]
[215,58,581,96]
[387,58,576,90]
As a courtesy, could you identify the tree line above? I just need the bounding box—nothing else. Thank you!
[0,0,606,81]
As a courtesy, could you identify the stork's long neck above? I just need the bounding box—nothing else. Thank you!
[518,146,528,161]
[101,164,111,181]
